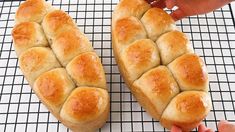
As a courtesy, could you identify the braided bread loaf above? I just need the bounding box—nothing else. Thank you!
[112,0,211,131]
[12,0,109,131]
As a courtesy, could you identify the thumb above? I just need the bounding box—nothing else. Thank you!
[198,124,214,132]
[170,9,186,21]
[150,0,166,9]
[171,125,182,132]
[165,0,176,9]
[218,120,235,132]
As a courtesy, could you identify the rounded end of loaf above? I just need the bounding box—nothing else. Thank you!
[52,29,93,66]
[113,16,147,53]
[12,22,48,56]
[120,39,160,82]
[141,8,176,41]
[168,53,209,91]
[132,66,180,120]
[15,0,49,23]
[160,91,211,131]
[60,87,109,132]
[66,52,106,89]
[19,47,61,86]
[33,68,75,114]
[156,30,194,65]
[42,10,76,43]
[113,0,150,22]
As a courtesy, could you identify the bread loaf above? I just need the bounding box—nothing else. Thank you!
[12,0,109,131]
[112,0,211,131]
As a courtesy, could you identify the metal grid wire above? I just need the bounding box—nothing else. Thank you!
[0,0,235,131]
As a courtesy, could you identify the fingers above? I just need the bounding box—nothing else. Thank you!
[170,9,186,21]
[198,124,214,132]
[165,0,176,9]
[218,120,235,132]
[150,0,166,8]
[171,125,182,132]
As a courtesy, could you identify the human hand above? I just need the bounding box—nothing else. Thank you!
[170,124,213,132]
[146,0,234,21]
[218,120,235,132]
[170,120,235,132]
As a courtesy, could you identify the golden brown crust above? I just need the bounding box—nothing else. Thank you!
[19,47,61,86]
[168,53,209,91]
[160,91,211,131]
[112,0,150,23]
[141,8,176,41]
[60,87,109,132]
[37,75,64,104]
[42,10,77,43]
[15,0,49,23]
[52,29,93,66]
[113,16,147,53]
[66,52,106,89]
[33,68,75,114]
[62,88,98,121]
[120,39,160,83]
[12,22,35,44]
[133,66,180,120]
[156,30,194,65]
[12,22,48,56]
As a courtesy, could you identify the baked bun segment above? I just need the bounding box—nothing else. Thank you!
[33,68,75,114]
[168,53,209,91]
[112,0,211,130]
[13,1,109,131]
[160,91,212,131]
[133,66,180,120]
[52,29,93,66]
[66,52,106,89]
[141,8,176,41]
[60,87,109,132]
[112,0,150,22]
[113,16,147,54]
[156,30,194,65]
[42,10,77,43]
[120,39,160,83]
[12,22,48,56]
[19,47,61,86]
[15,0,51,23]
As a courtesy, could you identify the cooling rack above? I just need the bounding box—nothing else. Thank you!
[0,0,235,132]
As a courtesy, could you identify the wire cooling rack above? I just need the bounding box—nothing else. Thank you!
[0,0,235,132]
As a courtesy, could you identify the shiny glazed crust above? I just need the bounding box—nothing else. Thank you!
[42,10,77,44]
[112,0,211,131]
[12,22,48,56]
[33,68,75,114]
[15,0,51,23]
[52,29,93,66]
[160,91,212,131]
[12,0,109,131]
[19,47,61,86]
[66,52,107,89]
[60,87,109,132]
